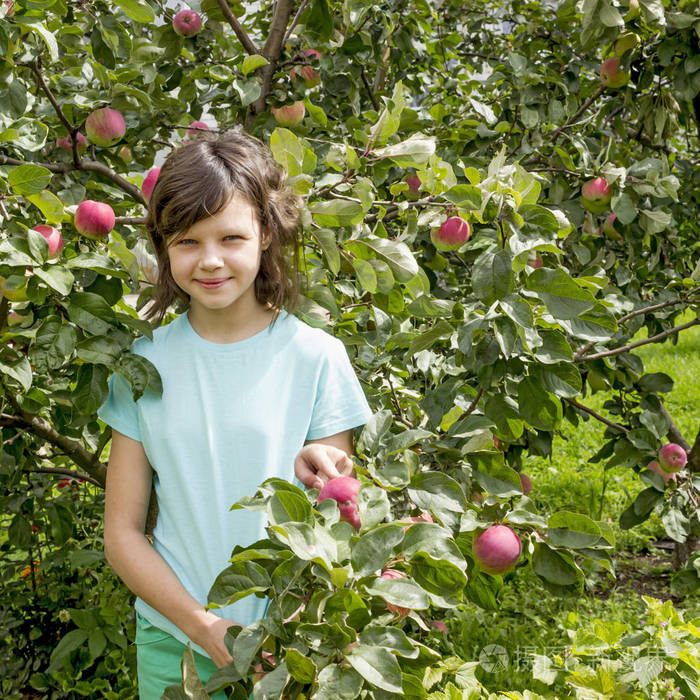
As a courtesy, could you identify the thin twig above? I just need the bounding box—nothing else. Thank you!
[565,398,628,434]
[282,0,310,46]
[455,388,484,424]
[576,319,700,362]
[215,0,259,54]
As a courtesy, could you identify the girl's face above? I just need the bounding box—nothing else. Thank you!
[167,193,269,321]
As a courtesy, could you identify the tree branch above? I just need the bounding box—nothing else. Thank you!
[215,0,259,54]
[2,400,107,486]
[564,398,628,434]
[455,388,484,424]
[282,0,310,46]
[575,319,700,362]
[0,154,146,205]
[25,466,102,487]
[248,0,294,125]
[523,85,605,166]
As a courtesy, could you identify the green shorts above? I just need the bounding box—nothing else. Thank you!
[135,611,230,700]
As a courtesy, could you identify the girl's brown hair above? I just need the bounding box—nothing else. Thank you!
[144,130,302,324]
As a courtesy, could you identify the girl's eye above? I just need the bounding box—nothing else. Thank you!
[224,234,242,241]
[177,239,196,245]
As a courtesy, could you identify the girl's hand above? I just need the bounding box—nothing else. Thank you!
[194,613,240,668]
[294,443,354,489]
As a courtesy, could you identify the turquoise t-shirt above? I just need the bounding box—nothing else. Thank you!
[98,309,372,657]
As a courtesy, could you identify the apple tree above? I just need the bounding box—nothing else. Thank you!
[1,0,699,696]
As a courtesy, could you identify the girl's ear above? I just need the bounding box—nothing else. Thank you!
[261,230,272,251]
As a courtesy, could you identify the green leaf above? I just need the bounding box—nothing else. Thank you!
[360,626,419,658]
[0,356,32,391]
[359,237,419,282]
[9,164,52,195]
[76,335,123,365]
[351,524,405,577]
[15,17,59,61]
[285,648,317,683]
[357,485,390,530]
[305,0,333,40]
[65,293,117,335]
[547,511,603,549]
[208,560,271,607]
[351,257,378,293]
[346,645,403,693]
[112,0,155,22]
[372,133,436,167]
[241,54,269,75]
[0,117,49,151]
[33,266,74,296]
[411,550,467,597]
[47,629,88,673]
[472,249,514,305]
[27,190,64,224]
[313,664,363,700]
[408,472,468,514]
[116,353,163,401]
[312,228,340,274]
[232,78,261,107]
[532,543,582,586]
[517,377,562,431]
[525,268,596,320]
[267,490,313,526]
[310,199,365,227]
[31,318,77,372]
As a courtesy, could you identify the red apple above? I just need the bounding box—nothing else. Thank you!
[600,57,629,89]
[85,108,126,147]
[431,620,448,633]
[519,473,532,495]
[74,200,115,239]
[430,216,471,251]
[473,525,522,575]
[405,174,421,198]
[305,49,321,61]
[32,225,64,259]
[173,9,202,37]
[581,177,612,214]
[318,476,361,530]
[527,252,542,269]
[647,460,677,484]
[186,120,209,138]
[3,1,13,18]
[271,101,306,127]
[658,443,687,474]
[380,569,410,618]
[142,167,161,201]
[56,132,87,154]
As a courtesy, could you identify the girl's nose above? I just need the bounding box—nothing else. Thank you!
[198,246,224,269]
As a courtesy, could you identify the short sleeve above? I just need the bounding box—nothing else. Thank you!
[306,337,373,440]
[97,372,142,442]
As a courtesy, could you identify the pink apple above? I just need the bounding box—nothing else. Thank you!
[56,132,87,154]
[318,476,361,530]
[85,108,126,147]
[647,460,677,484]
[305,49,321,61]
[74,200,115,240]
[380,569,410,618]
[658,443,688,474]
[142,167,161,201]
[581,177,612,214]
[519,473,532,495]
[271,101,306,127]
[186,120,209,138]
[527,252,542,269]
[430,216,471,251]
[614,33,639,57]
[402,512,433,531]
[600,57,629,89]
[431,620,448,633]
[473,525,522,575]
[173,9,202,37]
[3,0,13,17]
[32,225,64,259]
[406,174,421,197]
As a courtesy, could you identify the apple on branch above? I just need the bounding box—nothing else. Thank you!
[271,101,306,128]
[173,9,202,37]
[600,57,629,89]
[74,200,115,240]
[581,177,612,214]
[85,108,126,147]
[473,524,522,575]
[430,216,471,251]
[56,132,87,154]
[32,225,64,259]
[142,167,161,202]
[658,443,688,474]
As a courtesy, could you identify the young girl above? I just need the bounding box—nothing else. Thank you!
[98,131,372,699]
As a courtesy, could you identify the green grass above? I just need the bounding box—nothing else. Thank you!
[525,313,700,553]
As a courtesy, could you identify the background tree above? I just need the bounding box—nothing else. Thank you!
[1,0,699,697]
